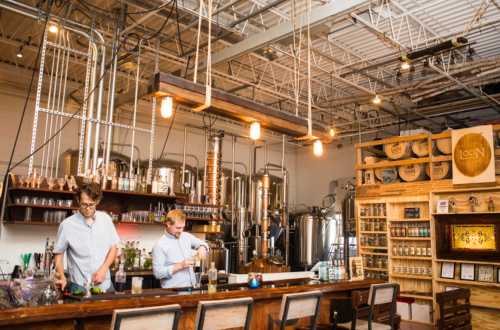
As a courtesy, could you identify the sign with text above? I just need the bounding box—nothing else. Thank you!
[452,125,495,184]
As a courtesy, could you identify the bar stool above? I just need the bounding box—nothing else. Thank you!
[194,297,254,330]
[337,283,399,330]
[268,290,323,330]
[110,304,182,330]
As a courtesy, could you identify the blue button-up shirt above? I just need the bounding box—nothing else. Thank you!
[152,231,209,288]
[54,211,120,291]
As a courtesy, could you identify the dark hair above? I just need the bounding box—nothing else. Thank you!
[75,182,102,204]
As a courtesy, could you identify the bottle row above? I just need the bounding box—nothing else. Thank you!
[364,255,388,269]
[359,203,386,217]
[360,235,387,247]
[393,264,432,277]
[360,219,387,232]
[390,223,430,237]
[365,271,388,280]
[392,243,432,257]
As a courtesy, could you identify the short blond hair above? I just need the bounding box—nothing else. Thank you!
[165,209,186,225]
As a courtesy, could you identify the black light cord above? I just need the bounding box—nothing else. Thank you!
[159,105,179,160]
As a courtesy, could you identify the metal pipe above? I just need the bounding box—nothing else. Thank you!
[181,127,187,193]
[231,136,236,239]
[84,41,98,175]
[92,40,106,175]
[129,42,142,177]
[104,35,120,176]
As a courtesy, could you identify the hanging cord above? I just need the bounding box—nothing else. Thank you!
[306,0,312,137]
[159,105,179,160]
[193,0,204,84]
[193,0,213,112]
[291,0,303,117]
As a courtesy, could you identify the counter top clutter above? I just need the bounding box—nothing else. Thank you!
[0,278,382,330]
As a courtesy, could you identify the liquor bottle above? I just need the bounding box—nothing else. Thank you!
[123,172,130,191]
[140,174,147,193]
[111,171,118,190]
[152,172,159,194]
[115,263,126,293]
[129,171,136,192]
[207,262,217,293]
[118,171,124,191]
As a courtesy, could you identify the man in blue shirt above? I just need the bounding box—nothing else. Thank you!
[152,209,209,288]
[54,182,120,292]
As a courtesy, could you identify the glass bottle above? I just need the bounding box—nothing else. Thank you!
[123,172,130,191]
[129,171,136,192]
[208,262,217,293]
[115,263,126,293]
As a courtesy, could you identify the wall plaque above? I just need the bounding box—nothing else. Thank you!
[452,125,495,184]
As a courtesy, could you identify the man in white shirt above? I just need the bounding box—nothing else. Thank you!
[54,182,120,291]
[152,209,209,288]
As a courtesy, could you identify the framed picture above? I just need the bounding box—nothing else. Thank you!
[460,263,475,281]
[349,256,364,281]
[477,265,494,282]
[441,262,455,279]
[436,200,449,214]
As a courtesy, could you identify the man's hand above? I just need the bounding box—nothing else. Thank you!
[55,272,67,290]
[92,267,107,285]
[174,259,194,273]
[197,246,208,259]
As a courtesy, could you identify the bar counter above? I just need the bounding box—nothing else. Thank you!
[0,278,382,329]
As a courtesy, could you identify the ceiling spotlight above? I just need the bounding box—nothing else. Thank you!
[313,139,324,157]
[16,46,23,59]
[48,24,59,34]
[401,61,411,70]
[249,121,261,140]
[329,127,336,137]
[160,96,173,118]
[372,94,382,105]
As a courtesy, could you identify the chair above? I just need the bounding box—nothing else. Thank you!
[436,288,471,330]
[110,304,182,330]
[337,283,399,330]
[194,297,254,330]
[268,290,323,330]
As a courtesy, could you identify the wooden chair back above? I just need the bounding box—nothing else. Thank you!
[110,304,181,330]
[278,290,322,330]
[194,297,253,330]
[436,288,472,330]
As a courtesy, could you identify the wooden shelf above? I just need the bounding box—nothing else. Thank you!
[470,301,500,311]
[182,203,224,208]
[359,246,388,250]
[360,231,387,234]
[436,278,500,288]
[390,237,431,241]
[356,157,430,170]
[186,217,223,222]
[359,216,387,219]
[7,203,77,210]
[431,155,451,162]
[399,293,433,301]
[391,274,433,280]
[432,212,500,216]
[389,218,430,222]
[102,189,186,200]
[435,259,500,266]
[9,187,75,195]
[364,267,388,272]
[4,221,59,226]
[360,252,388,256]
[391,256,432,261]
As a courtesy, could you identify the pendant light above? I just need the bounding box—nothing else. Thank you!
[160,96,173,118]
[313,139,323,157]
[372,94,382,104]
[329,127,336,137]
[48,24,59,34]
[250,122,261,140]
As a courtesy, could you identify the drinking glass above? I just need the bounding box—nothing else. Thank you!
[131,277,143,294]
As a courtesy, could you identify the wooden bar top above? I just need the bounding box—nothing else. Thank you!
[0,279,382,327]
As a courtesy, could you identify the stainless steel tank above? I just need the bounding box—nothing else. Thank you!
[296,210,337,267]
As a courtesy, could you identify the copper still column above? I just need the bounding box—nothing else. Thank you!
[205,132,223,205]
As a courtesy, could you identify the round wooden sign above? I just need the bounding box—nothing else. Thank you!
[453,133,491,177]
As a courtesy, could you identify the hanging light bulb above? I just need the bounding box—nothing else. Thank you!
[48,24,59,34]
[16,46,23,59]
[313,139,323,157]
[372,94,382,104]
[401,61,411,70]
[329,127,336,137]
[160,96,173,118]
[249,122,261,140]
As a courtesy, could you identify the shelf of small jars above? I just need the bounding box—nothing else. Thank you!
[359,245,388,250]
[390,237,431,241]
[358,216,386,219]
[102,189,187,201]
[364,267,388,272]
[389,218,430,222]
[7,203,77,210]
[186,217,223,222]
[391,274,433,280]
[360,252,388,256]
[359,231,387,234]
[9,186,76,195]
[392,256,432,261]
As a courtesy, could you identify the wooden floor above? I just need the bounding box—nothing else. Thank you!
[400,321,435,330]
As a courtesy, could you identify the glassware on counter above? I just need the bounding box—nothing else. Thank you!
[131,276,143,294]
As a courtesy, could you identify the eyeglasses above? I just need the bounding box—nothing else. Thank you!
[80,202,97,209]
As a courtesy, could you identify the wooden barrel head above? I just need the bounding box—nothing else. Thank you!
[436,138,452,155]
[384,142,411,160]
[398,162,426,182]
[425,161,451,180]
